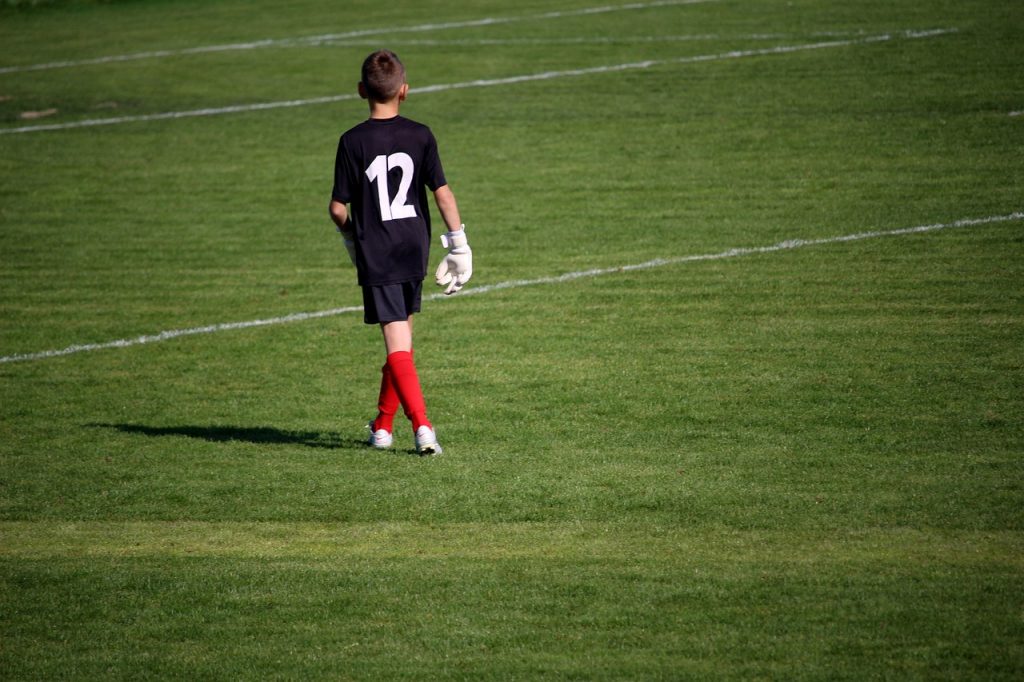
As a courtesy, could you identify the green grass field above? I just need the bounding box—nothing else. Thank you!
[2,0,1022,678]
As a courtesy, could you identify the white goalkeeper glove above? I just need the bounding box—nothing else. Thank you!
[337,227,356,266]
[434,226,473,295]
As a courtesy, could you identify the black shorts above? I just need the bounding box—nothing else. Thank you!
[362,280,423,324]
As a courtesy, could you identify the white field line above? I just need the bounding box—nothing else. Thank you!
[0,94,363,135]
[0,29,957,136]
[0,0,716,75]
[2,211,1020,365]
[303,30,887,48]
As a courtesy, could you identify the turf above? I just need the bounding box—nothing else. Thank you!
[1,0,1022,678]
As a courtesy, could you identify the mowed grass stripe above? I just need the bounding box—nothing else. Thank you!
[2,522,1022,565]
[0,28,956,135]
[4,211,1018,365]
[0,0,719,75]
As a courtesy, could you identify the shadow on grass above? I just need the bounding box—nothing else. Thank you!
[89,423,365,450]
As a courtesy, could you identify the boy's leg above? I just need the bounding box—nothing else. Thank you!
[374,365,398,434]
[381,318,431,432]
[381,316,413,354]
[374,350,412,434]
[364,284,414,435]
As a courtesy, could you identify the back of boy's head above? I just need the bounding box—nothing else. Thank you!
[361,50,406,102]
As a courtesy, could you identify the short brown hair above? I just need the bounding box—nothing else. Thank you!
[361,50,406,102]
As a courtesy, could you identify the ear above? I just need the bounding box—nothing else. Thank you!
[398,83,409,102]
[358,82,368,100]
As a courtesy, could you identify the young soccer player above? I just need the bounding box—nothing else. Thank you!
[329,49,472,456]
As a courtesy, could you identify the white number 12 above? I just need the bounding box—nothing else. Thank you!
[365,153,416,221]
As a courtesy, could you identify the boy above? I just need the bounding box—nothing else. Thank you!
[329,49,472,456]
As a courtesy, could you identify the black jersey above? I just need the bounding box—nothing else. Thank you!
[332,116,447,286]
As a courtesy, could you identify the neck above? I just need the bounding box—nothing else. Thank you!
[369,100,400,119]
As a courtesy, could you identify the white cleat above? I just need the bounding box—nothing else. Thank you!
[367,421,393,449]
[415,425,442,456]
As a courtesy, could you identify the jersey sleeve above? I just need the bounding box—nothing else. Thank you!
[421,130,447,192]
[331,136,353,203]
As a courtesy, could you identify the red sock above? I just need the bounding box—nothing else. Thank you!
[374,350,412,433]
[385,350,430,432]
[374,364,399,433]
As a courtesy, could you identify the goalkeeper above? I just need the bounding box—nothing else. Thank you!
[329,49,472,456]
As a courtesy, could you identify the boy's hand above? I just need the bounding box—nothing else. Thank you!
[435,227,472,295]
[337,227,357,266]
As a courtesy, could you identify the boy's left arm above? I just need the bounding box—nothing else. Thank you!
[329,200,357,265]
[329,199,352,233]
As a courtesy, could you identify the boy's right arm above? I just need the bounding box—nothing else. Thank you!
[432,185,462,232]
[432,185,472,295]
